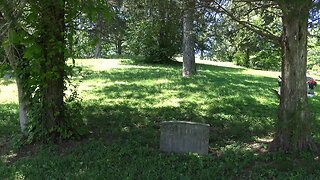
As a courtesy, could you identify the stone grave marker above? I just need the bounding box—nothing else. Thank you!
[160,121,210,154]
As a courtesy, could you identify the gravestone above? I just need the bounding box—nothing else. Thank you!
[160,121,210,154]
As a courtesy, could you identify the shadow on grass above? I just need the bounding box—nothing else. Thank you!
[76,60,280,147]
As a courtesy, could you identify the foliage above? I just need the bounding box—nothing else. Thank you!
[70,3,120,58]
[2,140,320,179]
[0,47,5,64]
[1,59,320,178]
[307,30,320,75]
[71,16,97,58]
[194,8,211,59]
[0,0,108,142]
[204,1,282,71]
[126,0,182,63]
[204,13,235,62]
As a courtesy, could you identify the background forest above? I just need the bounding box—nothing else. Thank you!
[1,1,320,71]
[57,0,320,72]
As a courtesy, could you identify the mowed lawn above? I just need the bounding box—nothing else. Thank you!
[1,58,320,179]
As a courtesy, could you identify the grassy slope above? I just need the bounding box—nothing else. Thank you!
[1,58,320,179]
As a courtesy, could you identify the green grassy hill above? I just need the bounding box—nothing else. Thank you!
[1,58,320,179]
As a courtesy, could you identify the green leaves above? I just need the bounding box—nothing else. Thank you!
[1,30,20,47]
[23,44,42,59]
[1,40,10,48]
[126,0,182,63]
[8,29,20,44]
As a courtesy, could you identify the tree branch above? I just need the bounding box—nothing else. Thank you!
[210,0,281,43]
[234,0,264,2]
[0,0,26,36]
[243,3,278,16]
[271,89,281,99]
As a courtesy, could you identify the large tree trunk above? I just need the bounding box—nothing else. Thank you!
[182,0,196,77]
[39,0,66,132]
[270,1,317,152]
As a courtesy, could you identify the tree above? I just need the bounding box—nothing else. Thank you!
[1,0,30,135]
[204,11,237,61]
[125,0,182,63]
[210,0,319,152]
[199,1,281,69]
[109,2,127,55]
[194,8,211,59]
[34,0,66,134]
[272,0,316,152]
[65,1,112,59]
[1,0,107,141]
[182,0,196,76]
[94,12,103,58]
[1,0,68,138]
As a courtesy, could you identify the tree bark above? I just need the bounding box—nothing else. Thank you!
[39,0,66,132]
[245,48,250,67]
[94,12,103,59]
[94,39,102,58]
[182,0,196,77]
[158,0,168,62]
[16,76,30,135]
[270,1,317,152]
[117,38,122,55]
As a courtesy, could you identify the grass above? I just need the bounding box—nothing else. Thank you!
[1,58,320,179]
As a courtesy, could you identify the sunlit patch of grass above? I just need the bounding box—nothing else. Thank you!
[0,79,18,104]
[242,69,281,78]
[0,78,19,136]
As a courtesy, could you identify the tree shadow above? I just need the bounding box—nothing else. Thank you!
[76,60,280,148]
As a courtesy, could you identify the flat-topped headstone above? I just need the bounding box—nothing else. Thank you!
[160,121,210,154]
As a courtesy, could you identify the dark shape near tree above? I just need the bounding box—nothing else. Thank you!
[182,0,196,77]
